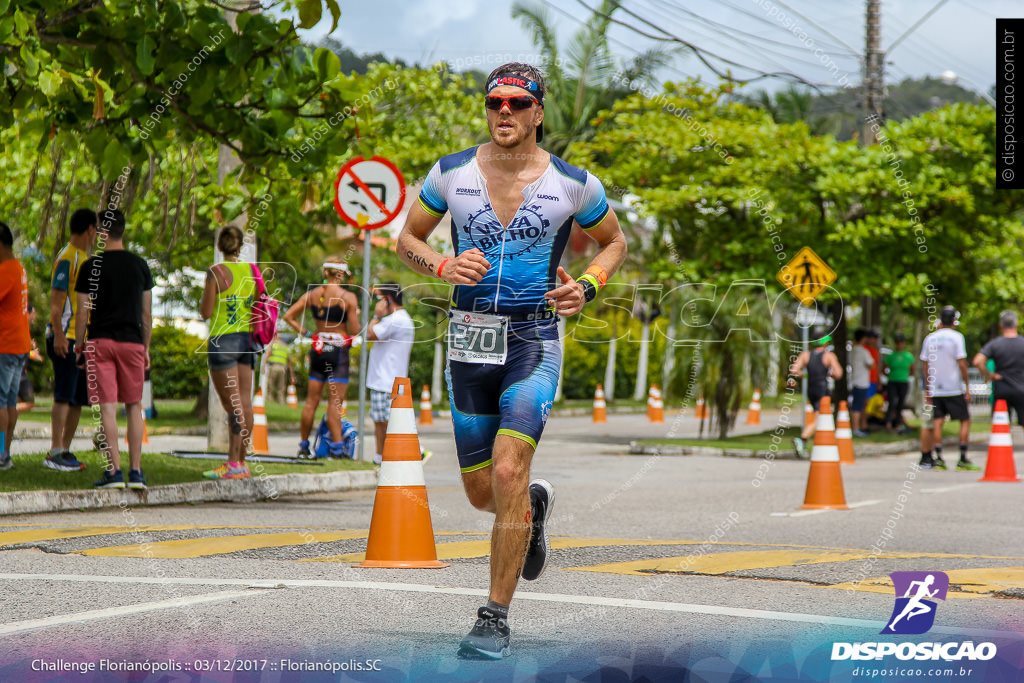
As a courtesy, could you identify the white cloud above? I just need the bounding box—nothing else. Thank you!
[402,0,482,38]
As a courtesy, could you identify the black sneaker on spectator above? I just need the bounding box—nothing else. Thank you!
[933,457,948,471]
[917,456,935,470]
[95,468,125,489]
[458,607,511,660]
[44,449,84,472]
[0,454,12,470]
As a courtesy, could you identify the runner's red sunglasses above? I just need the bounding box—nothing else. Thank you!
[484,95,540,111]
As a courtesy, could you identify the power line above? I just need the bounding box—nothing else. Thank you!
[639,0,859,74]
[769,0,861,57]
[887,0,951,52]
[572,0,834,88]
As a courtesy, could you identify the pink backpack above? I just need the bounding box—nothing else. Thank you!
[249,263,279,350]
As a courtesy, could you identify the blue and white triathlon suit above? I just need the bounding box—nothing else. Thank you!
[418,146,611,473]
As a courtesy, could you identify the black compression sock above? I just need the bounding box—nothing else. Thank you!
[959,443,968,459]
[486,600,509,619]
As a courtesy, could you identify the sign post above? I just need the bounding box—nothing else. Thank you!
[778,247,838,409]
[333,156,406,461]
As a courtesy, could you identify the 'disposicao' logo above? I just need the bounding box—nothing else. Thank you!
[881,571,949,635]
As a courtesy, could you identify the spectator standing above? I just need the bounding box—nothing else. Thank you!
[866,330,881,398]
[17,304,42,414]
[199,226,257,479]
[919,305,977,471]
[0,222,30,470]
[74,209,153,489]
[265,332,293,404]
[883,333,915,432]
[46,208,96,471]
[789,335,843,457]
[365,283,416,465]
[973,310,1024,428]
[849,328,874,437]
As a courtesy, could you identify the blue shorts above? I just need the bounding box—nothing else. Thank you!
[47,336,88,406]
[851,387,869,412]
[0,353,28,408]
[446,320,560,474]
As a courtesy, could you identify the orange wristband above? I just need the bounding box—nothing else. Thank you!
[585,265,608,287]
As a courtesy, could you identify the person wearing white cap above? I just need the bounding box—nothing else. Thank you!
[283,257,360,457]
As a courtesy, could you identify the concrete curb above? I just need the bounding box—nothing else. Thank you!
[628,441,919,459]
[0,470,378,516]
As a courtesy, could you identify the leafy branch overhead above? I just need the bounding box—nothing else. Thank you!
[1,0,344,177]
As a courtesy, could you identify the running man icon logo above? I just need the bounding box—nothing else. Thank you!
[881,571,949,635]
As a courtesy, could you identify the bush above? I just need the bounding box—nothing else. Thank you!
[150,325,208,399]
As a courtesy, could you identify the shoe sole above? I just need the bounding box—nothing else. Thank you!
[457,642,510,660]
[127,483,147,490]
[523,479,555,581]
[43,459,80,472]
[96,483,126,489]
[223,473,251,479]
[0,461,12,470]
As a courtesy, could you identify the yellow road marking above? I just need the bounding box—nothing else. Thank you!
[81,531,370,558]
[0,525,240,549]
[832,567,1024,599]
[301,537,708,563]
[569,550,1020,577]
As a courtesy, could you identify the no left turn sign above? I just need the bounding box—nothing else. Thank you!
[333,156,406,230]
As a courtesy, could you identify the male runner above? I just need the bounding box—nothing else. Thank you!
[397,63,626,659]
[920,305,975,470]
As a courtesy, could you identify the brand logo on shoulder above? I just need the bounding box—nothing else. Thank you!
[455,187,481,196]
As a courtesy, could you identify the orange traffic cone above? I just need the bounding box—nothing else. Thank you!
[649,385,664,423]
[286,383,299,409]
[695,395,708,419]
[126,410,150,447]
[801,396,849,509]
[357,377,449,568]
[251,388,270,454]
[980,399,1020,482]
[804,402,816,429]
[745,389,762,425]
[646,385,655,420]
[419,385,434,425]
[593,384,608,423]
[835,400,856,464]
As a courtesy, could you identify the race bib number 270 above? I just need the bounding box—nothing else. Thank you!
[447,312,508,365]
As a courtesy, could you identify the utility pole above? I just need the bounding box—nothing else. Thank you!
[862,0,884,147]
[859,0,883,331]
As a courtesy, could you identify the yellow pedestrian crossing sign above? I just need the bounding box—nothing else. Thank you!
[777,246,836,305]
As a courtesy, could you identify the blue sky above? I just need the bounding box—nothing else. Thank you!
[300,0,1009,98]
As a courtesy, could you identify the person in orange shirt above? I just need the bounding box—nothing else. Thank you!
[0,222,31,469]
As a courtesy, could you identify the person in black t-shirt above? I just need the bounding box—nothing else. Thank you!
[788,335,844,457]
[74,209,153,490]
[974,309,1024,426]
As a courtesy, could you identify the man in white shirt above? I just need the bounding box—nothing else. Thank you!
[849,328,875,436]
[919,305,975,470]
[366,283,416,465]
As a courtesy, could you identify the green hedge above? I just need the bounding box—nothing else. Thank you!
[150,325,208,399]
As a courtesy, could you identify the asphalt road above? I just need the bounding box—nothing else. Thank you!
[2,412,1023,682]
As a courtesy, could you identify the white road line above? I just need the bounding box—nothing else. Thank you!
[0,573,1014,639]
[0,590,263,637]
[921,484,980,494]
[776,499,882,517]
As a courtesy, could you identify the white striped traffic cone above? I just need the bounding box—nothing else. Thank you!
[649,384,664,423]
[593,384,607,423]
[357,377,449,568]
[745,389,762,425]
[980,399,1020,482]
[252,388,270,454]
[286,383,299,409]
[419,384,434,425]
[836,400,856,464]
[801,396,848,509]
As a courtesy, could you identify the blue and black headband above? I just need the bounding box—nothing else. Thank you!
[486,73,544,102]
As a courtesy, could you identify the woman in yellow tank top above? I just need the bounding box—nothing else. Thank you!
[199,226,256,479]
